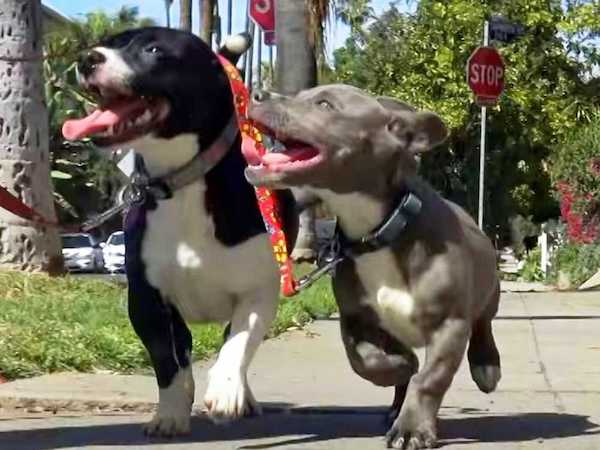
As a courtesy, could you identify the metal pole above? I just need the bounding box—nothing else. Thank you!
[246,21,256,89]
[478,20,489,230]
[257,29,263,89]
[242,0,251,74]
[227,0,233,36]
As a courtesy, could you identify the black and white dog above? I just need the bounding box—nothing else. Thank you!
[64,27,295,436]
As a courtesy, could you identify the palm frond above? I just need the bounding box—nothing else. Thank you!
[306,0,333,59]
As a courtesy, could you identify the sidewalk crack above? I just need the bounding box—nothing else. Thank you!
[520,293,566,413]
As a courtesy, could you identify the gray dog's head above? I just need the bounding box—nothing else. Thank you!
[244,84,448,195]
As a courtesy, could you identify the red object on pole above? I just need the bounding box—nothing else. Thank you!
[264,30,275,46]
[467,46,505,106]
[250,0,275,33]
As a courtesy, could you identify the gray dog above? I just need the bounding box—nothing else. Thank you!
[244,85,501,450]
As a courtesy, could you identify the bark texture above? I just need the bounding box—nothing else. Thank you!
[179,0,192,31]
[276,0,318,261]
[0,0,62,272]
[200,0,215,44]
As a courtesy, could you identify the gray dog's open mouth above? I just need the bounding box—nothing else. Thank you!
[62,88,170,146]
[243,119,324,180]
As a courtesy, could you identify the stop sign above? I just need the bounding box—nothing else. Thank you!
[467,46,505,105]
[250,0,275,32]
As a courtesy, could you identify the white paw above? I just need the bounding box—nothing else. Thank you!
[204,367,261,422]
[471,364,501,393]
[144,367,194,437]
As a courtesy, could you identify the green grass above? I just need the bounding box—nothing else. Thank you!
[0,267,337,380]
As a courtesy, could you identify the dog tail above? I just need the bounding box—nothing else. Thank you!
[219,33,252,65]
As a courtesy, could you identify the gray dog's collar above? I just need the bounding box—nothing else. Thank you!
[341,191,422,256]
[295,191,422,292]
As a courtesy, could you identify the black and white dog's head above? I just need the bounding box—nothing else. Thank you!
[63,27,250,159]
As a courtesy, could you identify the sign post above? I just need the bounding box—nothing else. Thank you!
[249,0,275,45]
[467,21,505,230]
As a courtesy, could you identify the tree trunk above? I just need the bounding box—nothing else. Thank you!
[276,0,318,262]
[165,0,172,28]
[179,0,192,32]
[200,0,214,44]
[0,0,62,273]
[275,0,317,94]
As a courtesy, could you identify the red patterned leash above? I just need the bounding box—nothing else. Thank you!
[0,185,61,228]
[217,55,298,297]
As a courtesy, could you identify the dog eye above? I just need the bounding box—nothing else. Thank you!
[144,46,163,55]
[316,99,334,111]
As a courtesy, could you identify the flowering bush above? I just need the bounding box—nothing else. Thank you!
[550,112,600,243]
[556,181,598,243]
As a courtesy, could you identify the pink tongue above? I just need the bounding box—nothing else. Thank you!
[62,99,147,141]
[241,135,262,165]
[262,147,317,166]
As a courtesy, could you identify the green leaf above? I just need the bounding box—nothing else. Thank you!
[51,170,73,180]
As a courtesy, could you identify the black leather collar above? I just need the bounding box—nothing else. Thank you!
[296,190,423,291]
[338,191,422,257]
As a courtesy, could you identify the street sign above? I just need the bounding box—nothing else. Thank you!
[489,15,525,43]
[249,0,275,33]
[467,46,505,106]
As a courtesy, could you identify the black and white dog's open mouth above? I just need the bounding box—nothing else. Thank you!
[62,91,170,146]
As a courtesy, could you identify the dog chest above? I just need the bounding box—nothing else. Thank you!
[140,182,277,322]
[351,251,427,348]
[375,286,425,348]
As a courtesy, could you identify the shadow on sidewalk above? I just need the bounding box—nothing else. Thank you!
[0,406,597,449]
[439,412,600,446]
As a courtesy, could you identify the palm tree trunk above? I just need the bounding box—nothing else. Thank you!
[0,0,62,273]
[165,0,172,28]
[275,0,317,94]
[180,0,192,32]
[276,0,318,262]
[200,0,214,44]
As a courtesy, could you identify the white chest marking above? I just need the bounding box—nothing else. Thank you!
[376,286,425,348]
[133,134,278,322]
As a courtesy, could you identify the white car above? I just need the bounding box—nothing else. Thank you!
[61,233,104,273]
[103,231,125,273]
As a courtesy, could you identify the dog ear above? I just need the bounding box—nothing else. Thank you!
[219,33,252,64]
[385,111,448,154]
[411,112,448,153]
[377,97,416,113]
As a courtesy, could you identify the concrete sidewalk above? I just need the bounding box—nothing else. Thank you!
[0,291,599,449]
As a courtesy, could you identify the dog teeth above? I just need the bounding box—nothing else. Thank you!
[107,125,115,136]
[135,109,153,126]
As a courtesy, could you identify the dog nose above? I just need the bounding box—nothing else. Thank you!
[252,90,270,103]
[78,50,106,78]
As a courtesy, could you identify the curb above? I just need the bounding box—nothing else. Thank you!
[0,396,156,415]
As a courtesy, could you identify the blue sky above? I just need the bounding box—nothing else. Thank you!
[43,0,408,55]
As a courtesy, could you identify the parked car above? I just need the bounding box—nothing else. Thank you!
[61,233,104,273]
[103,231,125,273]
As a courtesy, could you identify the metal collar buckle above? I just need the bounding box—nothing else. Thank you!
[295,235,343,292]
[80,171,148,232]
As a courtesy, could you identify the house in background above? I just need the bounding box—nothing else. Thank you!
[42,3,71,33]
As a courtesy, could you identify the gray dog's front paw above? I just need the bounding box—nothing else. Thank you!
[385,407,437,449]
